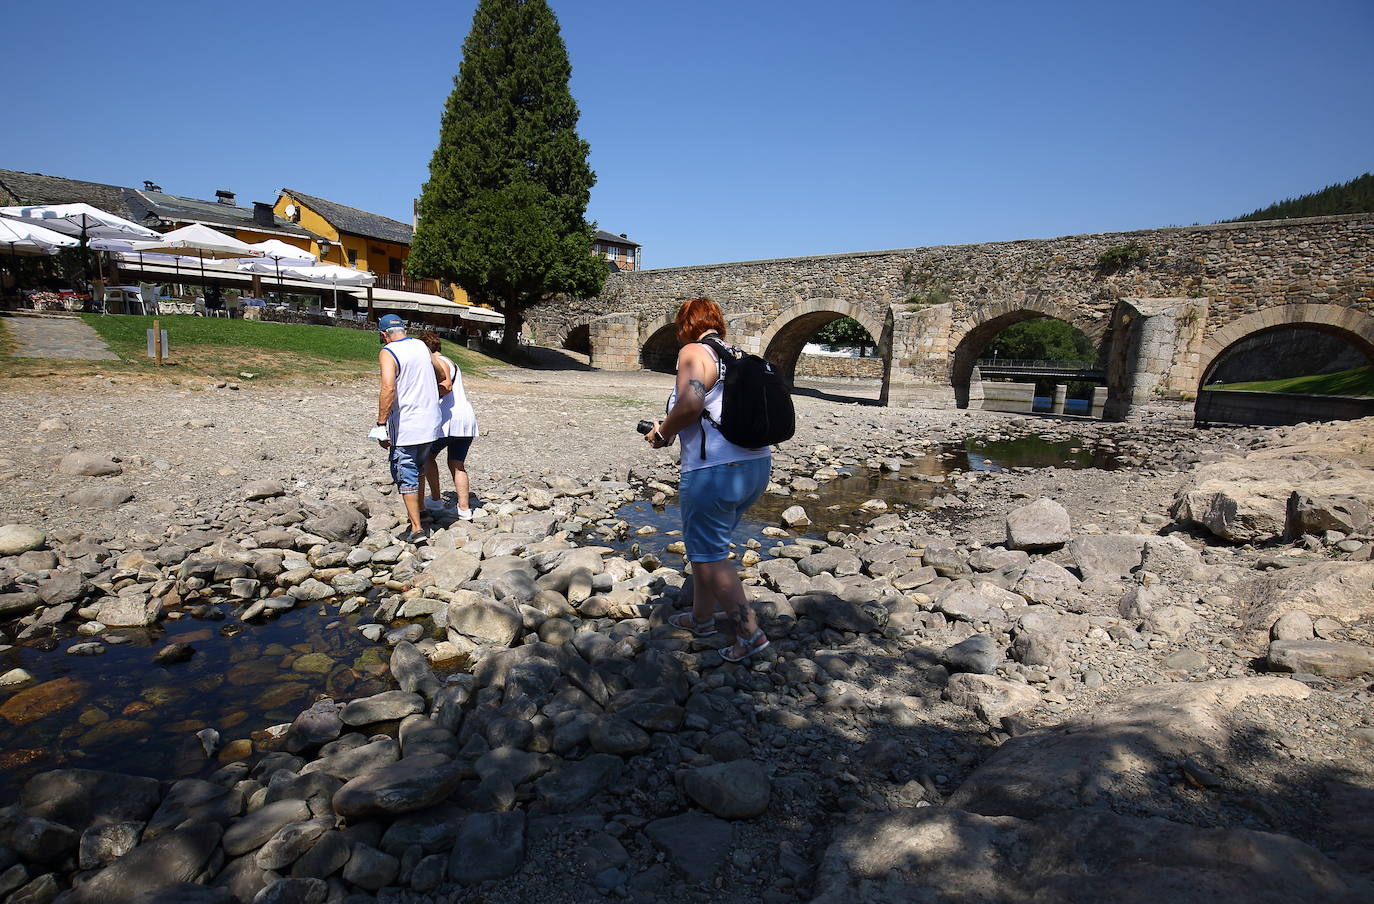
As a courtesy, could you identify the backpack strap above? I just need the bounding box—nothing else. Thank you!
[694,334,732,461]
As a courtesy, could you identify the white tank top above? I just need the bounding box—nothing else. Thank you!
[384,336,442,446]
[669,341,772,473]
[437,355,478,437]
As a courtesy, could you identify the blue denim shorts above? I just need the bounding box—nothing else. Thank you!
[679,457,771,563]
[389,441,435,494]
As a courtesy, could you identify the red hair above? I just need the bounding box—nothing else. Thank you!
[675,297,726,346]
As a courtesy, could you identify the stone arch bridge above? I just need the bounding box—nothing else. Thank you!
[526,214,1374,420]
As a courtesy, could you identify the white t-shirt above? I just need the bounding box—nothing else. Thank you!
[437,354,478,437]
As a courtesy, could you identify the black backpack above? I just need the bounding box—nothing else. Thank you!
[696,335,795,456]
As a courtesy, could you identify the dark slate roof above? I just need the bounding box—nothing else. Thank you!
[0,169,146,223]
[0,168,316,239]
[132,190,317,239]
[282,189,414,245]
[595,229,639,247]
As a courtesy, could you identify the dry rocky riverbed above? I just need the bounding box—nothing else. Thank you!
[0,365,1371,904]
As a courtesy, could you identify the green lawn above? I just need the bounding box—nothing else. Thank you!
[1207,364,1374,397]
[75,314,502,382]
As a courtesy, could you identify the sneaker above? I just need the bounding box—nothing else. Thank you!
[397,528,430,546]
[456,508,473,521]
[424,497,451,512]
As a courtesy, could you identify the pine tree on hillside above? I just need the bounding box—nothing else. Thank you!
[1228,172,1374,222]
[409,0,606,351]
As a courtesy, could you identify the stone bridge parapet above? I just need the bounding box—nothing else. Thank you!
[527,214,1374,420]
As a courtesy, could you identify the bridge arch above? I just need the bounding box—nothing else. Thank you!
[560,322,591,355]
[1197,303,1374,387]
[639,312,679,372]
[948,298,1109,408]
[758,299,886,383]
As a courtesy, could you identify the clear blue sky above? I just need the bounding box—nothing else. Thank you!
[4,0,1370,269]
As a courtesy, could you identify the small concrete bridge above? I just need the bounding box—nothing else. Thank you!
[527,213,1374,422]
[972,359,1106,382]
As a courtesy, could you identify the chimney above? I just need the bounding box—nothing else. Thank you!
[252,202,274,227]
[215,189,236,205]
[143,180,162,192]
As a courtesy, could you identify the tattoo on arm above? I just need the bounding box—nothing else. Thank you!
[688,379,708,400]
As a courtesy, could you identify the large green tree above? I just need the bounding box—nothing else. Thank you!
[409,0,605,351]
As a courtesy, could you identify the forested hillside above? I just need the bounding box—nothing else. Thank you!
[1228,172,1374,222]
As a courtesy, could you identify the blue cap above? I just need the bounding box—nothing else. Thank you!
[377,314,405,331]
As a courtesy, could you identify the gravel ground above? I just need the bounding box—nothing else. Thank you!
[2,363,1372,902]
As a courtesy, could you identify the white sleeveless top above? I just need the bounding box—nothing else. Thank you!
[437,354,478,437]
[383,336,442,446]
[669,341,772,473]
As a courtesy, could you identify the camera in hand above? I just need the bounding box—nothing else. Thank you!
[635,420,655,435]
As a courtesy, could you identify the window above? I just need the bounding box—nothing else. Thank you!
[346,248,358,266]
[389,256,402,275]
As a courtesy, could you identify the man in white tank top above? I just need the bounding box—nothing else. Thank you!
[373,314,445,541]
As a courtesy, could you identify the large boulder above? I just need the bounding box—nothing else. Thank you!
[1171,419,1374,543]
[809,806,1372,904]
[1232,562,1374,635]
[447,594,522,646]
[449,812,526,885]
[1266,639,1374,678]
[935,581,1026,626]
[1068,534,1148,580]
[679,760,771,819]
[944,673,1040,725]
[947,677,1310,819]
[1005,498,1072,550]
[426,550,481,591]
[302,504,366,544]
[70,823,223,903]
[0,524,46,556]
[331,753,468,819]
[69,485,134,510]
[57,451,122,477]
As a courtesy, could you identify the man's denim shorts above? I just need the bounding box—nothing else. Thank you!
[679,457,771,563]
[389,441,435,494]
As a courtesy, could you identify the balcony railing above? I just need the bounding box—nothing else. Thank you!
[373,272,454,300]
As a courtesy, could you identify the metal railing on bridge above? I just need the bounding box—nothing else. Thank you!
[975,358,1105,379]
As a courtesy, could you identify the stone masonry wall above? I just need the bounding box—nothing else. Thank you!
[794,354,885,379]
[529,213,1374,367]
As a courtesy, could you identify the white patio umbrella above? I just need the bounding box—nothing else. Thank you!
[0,217,80,254]
[1,203,161,294]
[280,262,373,310]
[0,217,79,293]
[245,239,315,296]
[0,202,161,240]
[130,224,262,293]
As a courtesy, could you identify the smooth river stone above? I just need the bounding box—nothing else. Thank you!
[222,800,312,856]
[70,823,223,904]
[341,691,425,726]
[0,676,88,726]
[331,753,468,819]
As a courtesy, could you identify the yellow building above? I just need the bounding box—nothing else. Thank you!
[273,188,467,303]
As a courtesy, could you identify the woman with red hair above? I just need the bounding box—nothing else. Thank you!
[644,298,772,662]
